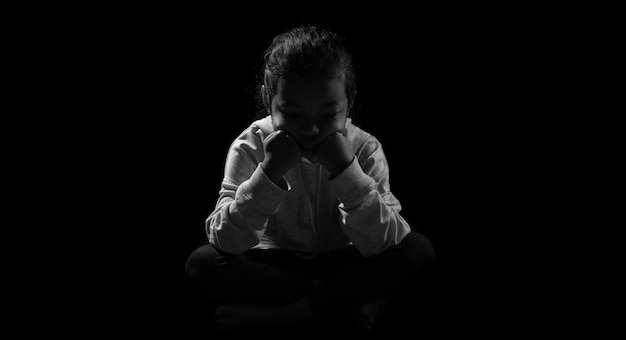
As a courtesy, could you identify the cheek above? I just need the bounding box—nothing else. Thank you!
[321,119,347,135]
[330,119,347,131]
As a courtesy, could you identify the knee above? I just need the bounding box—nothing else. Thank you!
[184,244,221,282]
[399,232,436,270]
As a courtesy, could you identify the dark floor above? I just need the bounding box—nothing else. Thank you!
[164,264,447,339]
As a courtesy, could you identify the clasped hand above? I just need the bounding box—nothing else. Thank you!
[262,130,353,182]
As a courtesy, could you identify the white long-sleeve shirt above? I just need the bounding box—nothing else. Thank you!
[206,116,411,257]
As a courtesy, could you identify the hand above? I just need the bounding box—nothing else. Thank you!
[315,130,353,177]
[262,130,301,183]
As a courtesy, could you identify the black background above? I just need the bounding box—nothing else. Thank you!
[37,5,588,336]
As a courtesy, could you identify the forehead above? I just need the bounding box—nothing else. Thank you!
[275,76,347,105]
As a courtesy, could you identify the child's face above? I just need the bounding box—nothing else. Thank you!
[270,76,349,156]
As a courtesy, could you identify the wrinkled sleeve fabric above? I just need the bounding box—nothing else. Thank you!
[206,127,289,254]
[330,136,411,257]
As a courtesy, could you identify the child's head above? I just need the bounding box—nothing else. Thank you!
[258,24,357,154]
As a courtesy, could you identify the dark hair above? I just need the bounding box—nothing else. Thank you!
[255,24,358,118]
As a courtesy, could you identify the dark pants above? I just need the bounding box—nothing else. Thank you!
[184,232,435,327]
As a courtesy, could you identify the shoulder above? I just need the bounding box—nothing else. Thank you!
[346,118,370,146]
[224,116,272,165]
[231,116,273,146]
[346,119,383,156]
[223,117,272,170]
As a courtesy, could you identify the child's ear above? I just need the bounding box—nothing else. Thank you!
[261,85,271,112]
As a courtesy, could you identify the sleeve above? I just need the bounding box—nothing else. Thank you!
[205,127,290,254]
[330,137,411,257]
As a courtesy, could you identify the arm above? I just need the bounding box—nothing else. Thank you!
[206,128,289,254]
[330,137,411,257]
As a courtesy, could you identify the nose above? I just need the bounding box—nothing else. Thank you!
[299,124,319,137]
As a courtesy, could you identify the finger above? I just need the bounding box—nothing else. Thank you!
[326,131,343,141]
[264,129,284,142]
[278,133,295,147]
[273,130,287,140]
[332,128,347,137]
[275,130,294,141]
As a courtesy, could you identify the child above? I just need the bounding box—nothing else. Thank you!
[185,24,435,334]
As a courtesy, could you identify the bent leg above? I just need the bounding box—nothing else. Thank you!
[185,245,315,306]
[308,232,436,323]
[184,245,320,333]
